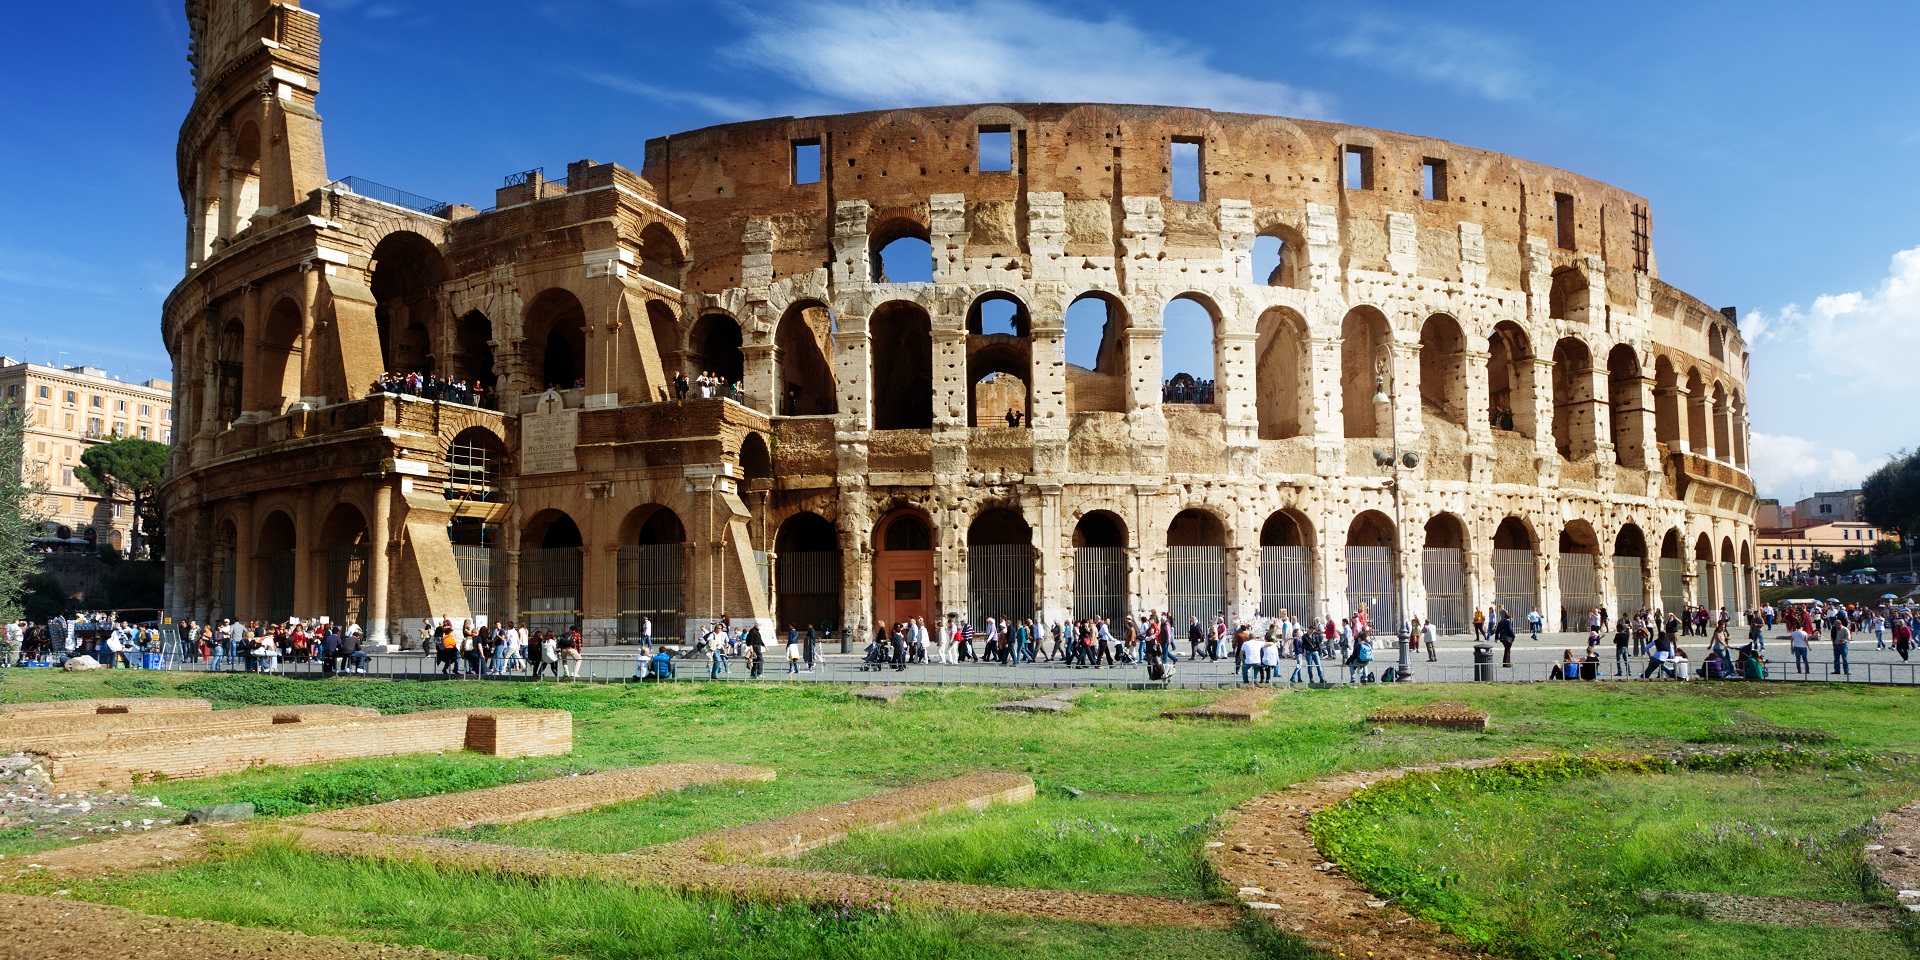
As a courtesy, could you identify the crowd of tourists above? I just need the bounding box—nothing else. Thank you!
[673,371,741,402]
[370,372,494,408]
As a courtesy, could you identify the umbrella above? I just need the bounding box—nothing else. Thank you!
[1884,593,1900,600]
[1826,597,1841,602]
[1862,567,1879,573]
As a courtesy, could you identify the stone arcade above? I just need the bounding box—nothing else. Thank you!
[160,0,1755,646]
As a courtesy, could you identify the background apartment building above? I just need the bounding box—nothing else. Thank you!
[0,357,172,553]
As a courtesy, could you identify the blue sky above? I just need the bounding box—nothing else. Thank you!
[0,0,1913,502]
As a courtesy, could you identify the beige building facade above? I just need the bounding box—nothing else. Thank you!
[1,358,172,552]
[1757,521,1885,581]
[159,1,1757,645]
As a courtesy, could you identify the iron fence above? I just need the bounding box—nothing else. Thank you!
[1167,546,1226,628]
[969,544,1036,625]
[1073,546,1128,624]
[1259,546,1314,621]
[1422,547,1468,633]
[1345,546,1398,625]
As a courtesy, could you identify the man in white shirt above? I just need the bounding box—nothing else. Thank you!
[1422,618,1440,663]
[1239,632,1262,683]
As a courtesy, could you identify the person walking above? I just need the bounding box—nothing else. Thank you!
[1472,607,1486,642]
[1422,617,1439,663]
[1526,607,1543,643]
[1496,610,1517,667]
[1830,617,1851,676]
[1788,623,1811,674]
[1614,620,1633,677]
[1301,627,1327,683]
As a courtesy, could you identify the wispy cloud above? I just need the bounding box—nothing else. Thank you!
[574,70,774,122]
[1750,433,1887,502]
[1325,15,1536,102]
[724,0,1330,117]
[1745,245,1920,389]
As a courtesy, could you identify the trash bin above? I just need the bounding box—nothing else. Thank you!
[142,653,165,670]
[1473,643,1495,682]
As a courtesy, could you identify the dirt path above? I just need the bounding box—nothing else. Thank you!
[1867,796,1920,911]
[278,825,1236,929]
[0,893,477,959]
[1206,758,1522,959]
[291,763,775,834]
[8,824,238,878]
[651,772,1035,861]
[1161,688,1277,720]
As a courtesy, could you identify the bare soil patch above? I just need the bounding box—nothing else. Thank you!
[1162,688,1277,721]
[1638,889,1898,929]
[653,772,1035,861]
[1866,796,1920,911]
[1366,700,1490,731]
[8,824,238,878]
[989,689,1094,713]
[0,893,476,959]
[290,763,776,834]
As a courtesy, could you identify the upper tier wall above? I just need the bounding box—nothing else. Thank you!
[642,102,1657,303]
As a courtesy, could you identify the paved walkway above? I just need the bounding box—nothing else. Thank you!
[126,628,1920,687]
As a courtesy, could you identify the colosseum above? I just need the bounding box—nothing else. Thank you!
[159,1,1756,647]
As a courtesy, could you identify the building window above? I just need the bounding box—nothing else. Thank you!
[1421,158,1448,201]
[161,430,171,444]
[91,395,102,408]
[139,426,149,440]
[116,400,126,412]
[791,139,821,186]
[1631,203,1651,272]
[978,127,1013,173]
[1170,138,1203,201]
[63,413,73,430]
[1343,145,1374,190]
[64,391,75,404]
[1554,193,1575,249]
[61,467,72,486]
[37,386,48,399]
[139,404,150,417]
[162,408,171,421]
[112,422,126,437]
[4,385,15,400]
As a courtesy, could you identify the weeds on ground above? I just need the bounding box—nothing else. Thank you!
[1312,752,1919,960]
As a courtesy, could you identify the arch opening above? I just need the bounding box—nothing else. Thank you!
[1251,229,1304,288]
[1161,296,1217,405]
[1422,513,1468,632]
[871,219,933,283]
[1342,307,1392,438]
[1346,511,1399,626]
[1614,523,1648,616]
[875,509,935,630]
[520,510,583,635]
[1558,520,1602,630]
[370,232,447,378]
[1168,508,1227,632]
[1492,517,1538,620]
[1256,307,1309,440]
[257,298,303,416]
[1551,337,1596,460]
[775,512,841,635]
[453,311,496,397]
[1659,528,1686,614]
[968,507,1034,626]
[871,302,933,429]
[1073,511,1128,624]
[619,506,686,642]
[1418,315,1467,428]
[1487,321,1533,436]
[776,300,837,416]
[319,502,369,629]
[1259,509,1315,620]
[688,314,746,389]
[1607,344,1644,466]
[522,289,587,393]
[1549,267,1589,322]
[1064,293,1128,415]
[257,509,297,623]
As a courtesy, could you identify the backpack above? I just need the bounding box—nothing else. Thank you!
[440,632,457,651]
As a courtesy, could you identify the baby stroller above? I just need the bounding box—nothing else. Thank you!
[1146,658,1175,683]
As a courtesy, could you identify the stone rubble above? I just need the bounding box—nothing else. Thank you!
[0,753,172,853]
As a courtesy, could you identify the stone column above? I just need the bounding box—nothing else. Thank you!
[834,314,872,431]
[742,342,777,416]
[1228,543,1260,623]
[232,497,255,622]
[1528,357,1557,463]
[1036,485,1069,625]
[367,480,393,648]
[1689,389,1715,461]
[293,490,317,618]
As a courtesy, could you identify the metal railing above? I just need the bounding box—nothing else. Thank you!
[329,177,451,218]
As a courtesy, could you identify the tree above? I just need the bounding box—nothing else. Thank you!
[1862,451,1920,555]
[0,407,48,621]
[75,437,168,558]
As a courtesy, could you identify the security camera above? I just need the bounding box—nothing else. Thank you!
[1402,452,1420,469]
[1372,448,1393,466]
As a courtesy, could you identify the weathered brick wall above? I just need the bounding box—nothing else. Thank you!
[33,708,572,789]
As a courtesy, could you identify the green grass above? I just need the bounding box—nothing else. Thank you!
[1312,754,1920,960]
[5,670,1920,957]
[32,839,1272,960]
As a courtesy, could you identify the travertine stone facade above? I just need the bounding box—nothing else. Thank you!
[160,1,1755,645]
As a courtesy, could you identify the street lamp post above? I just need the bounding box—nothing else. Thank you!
[1372,371,1418,682]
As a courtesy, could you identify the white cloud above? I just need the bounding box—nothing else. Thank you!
[727,0,1330,117]
[1750,433,1886,503]
[1746,246,1920,389]
[1325,16,1535,102]
[574,71,774,122]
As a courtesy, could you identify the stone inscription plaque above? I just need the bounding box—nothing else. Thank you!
[521,391,579,475]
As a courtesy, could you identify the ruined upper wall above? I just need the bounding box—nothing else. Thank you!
[642,102,1661,295]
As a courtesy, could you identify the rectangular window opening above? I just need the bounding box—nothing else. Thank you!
[978,127,1013,173]
[1554,192,1575,249]
[1344,145,1373,191]
[791,139,821,186]
[1421,158,1448,201]
[1170,138,1203,201]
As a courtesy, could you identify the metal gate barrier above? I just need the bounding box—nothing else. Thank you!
[1074,546,1127,624]
[1260,546,1315,621]
[1345,546,1399,626]
[1167,546,1225,630]
[1422,547,1467,632]
[969,544,1035,626]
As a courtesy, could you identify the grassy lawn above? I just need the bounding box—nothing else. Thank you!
[1313,756,1920,960]
[3,669,1920,958]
